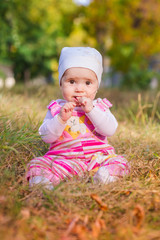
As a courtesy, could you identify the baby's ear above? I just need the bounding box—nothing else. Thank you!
[60,82,63,92]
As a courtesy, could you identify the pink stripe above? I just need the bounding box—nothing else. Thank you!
[61,155,85,160]
[46,151,83,157]
[49,139,81,150]
[54,161,77,174]
[30,158,52,167]
[103,98,112,107]
[84,147,114,154]
[82,141,105,147]
[29,165,53,173]
[47,101,57,109]
[72,111,85,117]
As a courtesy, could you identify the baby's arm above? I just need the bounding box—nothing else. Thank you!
[39,102,76,143]
[76,97,118,137]
[86,106,118,137]
[39,111,66,143]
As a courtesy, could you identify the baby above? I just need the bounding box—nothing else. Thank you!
[27,47,130,190]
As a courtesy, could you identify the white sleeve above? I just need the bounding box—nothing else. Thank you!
[39,110,66,143]
[86,106,118,137]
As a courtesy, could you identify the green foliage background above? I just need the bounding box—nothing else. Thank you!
[0,0,160,88]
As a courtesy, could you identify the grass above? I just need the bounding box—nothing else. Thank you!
[0,85,160,240]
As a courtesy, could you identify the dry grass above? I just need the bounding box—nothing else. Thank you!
[0,86,160,240]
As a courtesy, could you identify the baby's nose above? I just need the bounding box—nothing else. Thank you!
[76,83,85,92]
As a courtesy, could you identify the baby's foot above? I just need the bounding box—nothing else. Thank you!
[93,167,118,184]
[29,176,54,190]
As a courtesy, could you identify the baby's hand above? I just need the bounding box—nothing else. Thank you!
[58,102,76,122]
[76,97,93,113]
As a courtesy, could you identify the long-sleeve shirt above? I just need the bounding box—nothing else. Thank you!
[39,98,118,144]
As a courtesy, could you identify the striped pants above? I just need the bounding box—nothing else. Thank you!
[27,152,130,186]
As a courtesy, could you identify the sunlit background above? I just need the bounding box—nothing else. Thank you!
[0,0,160,89]
[73,0,92,6]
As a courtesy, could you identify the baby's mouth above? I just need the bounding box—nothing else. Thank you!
[73,96,80,101]
[73,96,81,106]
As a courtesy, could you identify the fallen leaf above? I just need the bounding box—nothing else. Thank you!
[61,215,88,240]
[131,204,145,233]
[121,191,132,196]
[64,216,80,236]
[91,211,106,239]
[90,194,108,211]
[73,225,88,240]
[83,215,89,225]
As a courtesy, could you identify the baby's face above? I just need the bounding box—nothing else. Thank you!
[60,67,98,104]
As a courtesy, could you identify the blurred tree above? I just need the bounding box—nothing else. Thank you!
[0,0,13,63]
[80,0,160,88]
[1,0,160,88]
[0,0,77,83]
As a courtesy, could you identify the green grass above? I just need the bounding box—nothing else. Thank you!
[0,86,160,240]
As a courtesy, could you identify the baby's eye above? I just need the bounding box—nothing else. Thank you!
[86,81,91,85]
[69,79,75,84]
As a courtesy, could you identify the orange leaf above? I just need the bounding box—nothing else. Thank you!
[91,211,106,239]
[131,204,145,233]
[90,194,108,211]
[73,225,88,240]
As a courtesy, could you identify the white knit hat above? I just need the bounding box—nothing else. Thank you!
[58,47,103,86]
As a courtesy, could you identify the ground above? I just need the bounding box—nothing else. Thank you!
[0,86,160,240]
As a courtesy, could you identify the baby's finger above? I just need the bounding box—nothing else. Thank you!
[62,104,70,112]
[81,97,88,106]
[64,102,75,111]
[70,102,76,108]
[67,102,76,109]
